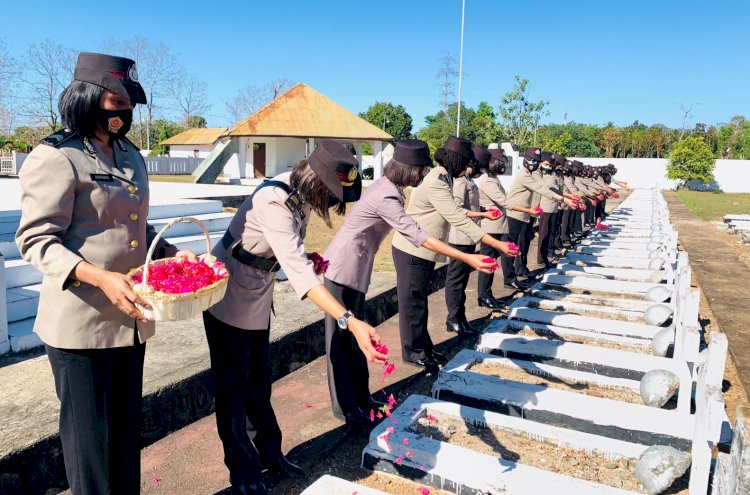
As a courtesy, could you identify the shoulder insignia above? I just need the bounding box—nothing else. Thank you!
[438,173,453,187]
[40,129,78,148]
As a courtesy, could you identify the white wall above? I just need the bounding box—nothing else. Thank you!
[273,137,307,175]
[168,144,213,158]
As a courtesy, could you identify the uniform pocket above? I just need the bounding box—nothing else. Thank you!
[227,257,269,291]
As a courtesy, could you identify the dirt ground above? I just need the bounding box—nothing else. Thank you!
[471,360,645,404]
[409,412,688,494]
[501,323,652,353]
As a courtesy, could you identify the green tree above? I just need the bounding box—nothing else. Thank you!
[417,102,476,155]
[497,76,549,148]
[188,115,207,128]
[359,102,413,142]
[149,119,186,156]
[667,136,715,184]
[471,101,502,146]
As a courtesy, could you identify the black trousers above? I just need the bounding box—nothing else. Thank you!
[203,311,282,486]
[46,341,145,495]
[506,217,528,283]
[595,199,605,220]
[549,211,562,249]
[392,245,435,363]
[586,201,596,224]
[477,232,509,299]
[536,211,554,264]
[560,209,572,242]
[444,243,477,323]
[323,278,369,418]
[514,217,534,273]
[573,206,583,234]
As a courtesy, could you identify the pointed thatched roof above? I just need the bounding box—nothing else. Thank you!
[223,83,392,141]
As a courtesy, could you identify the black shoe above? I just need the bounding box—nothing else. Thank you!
[477,296,504,310]
[543,261,556,270]
[406,356,441,372]
[503,279,527,291]
[232,482,270,495]
[263,455,306,479]
[446,320,461,333]
[339,409,375,431]
[364,397,388,411]
[517,268,532,278]
[429,350,448,365]
[458,320,479,334]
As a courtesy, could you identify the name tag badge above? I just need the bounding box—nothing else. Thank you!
[90,173,114,182]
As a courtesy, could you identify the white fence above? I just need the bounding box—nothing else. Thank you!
[567,157,750,192]
[143,156,202,175]
[1,152,201,176]
[0,152,27,176]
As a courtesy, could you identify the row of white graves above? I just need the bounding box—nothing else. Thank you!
[723,214,750,244]
[348,189,746,495]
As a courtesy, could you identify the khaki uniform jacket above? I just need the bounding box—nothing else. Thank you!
[16,136,168,349]
[539,172,563,214]
[324,177,429,294]
[575,177,598,196]
[478,174,509,234]
[207,172,322,330]
[448,176,481,246]
[392,165,485,263]
[505,168,561,223]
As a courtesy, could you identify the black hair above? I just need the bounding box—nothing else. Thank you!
[290,159,345,228]
[435,147,469,178]
[488,158,507,175]
[58,81,104,138]
[384,159,427,188]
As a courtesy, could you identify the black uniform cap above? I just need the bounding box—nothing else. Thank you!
[393,139,432,167]
[308,140,361,203]
[74,52,147,104]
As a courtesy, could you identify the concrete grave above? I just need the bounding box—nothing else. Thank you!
[299,475,392,495]
[363,394,642,494]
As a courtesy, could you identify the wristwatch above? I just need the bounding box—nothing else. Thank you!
[337,310,354,330]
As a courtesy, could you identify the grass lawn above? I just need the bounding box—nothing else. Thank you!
[148,174,196,183]
[675,190,750,221]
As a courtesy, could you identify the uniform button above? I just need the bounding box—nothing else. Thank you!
[128,185,137,194]
[130,240,139,248]
[129,213,139,221]
[72,281,81,288]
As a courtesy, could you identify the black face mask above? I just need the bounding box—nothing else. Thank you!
[554,168,563,176]
[525,162,539,173]
[540,164,552,174]
[98,108,133,140]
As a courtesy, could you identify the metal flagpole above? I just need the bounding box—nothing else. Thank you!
[456,0,466,137]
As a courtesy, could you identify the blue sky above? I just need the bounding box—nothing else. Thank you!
[2,0,748,130]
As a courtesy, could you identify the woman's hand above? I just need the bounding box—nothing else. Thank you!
[563,197,577,209]
[484,208,502,220]
[493,240,520,257]
[348,318,389,363]
[97,270,150,322]
[465,253,499,273]
[175,249,198,262]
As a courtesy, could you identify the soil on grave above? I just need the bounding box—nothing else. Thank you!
[470,360,645,404]
[408,412,689,494]
[500,321,652,353]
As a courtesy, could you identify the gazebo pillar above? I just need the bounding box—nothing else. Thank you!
[372,140,384,180]
[353,142,364,172]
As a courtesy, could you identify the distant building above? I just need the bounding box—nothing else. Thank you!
[214,83,393,181]
[160,128,227,158]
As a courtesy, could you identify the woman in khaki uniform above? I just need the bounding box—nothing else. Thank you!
[15,53,191,495]
[322,139,495,429]
[391,136,518,371]
[477,148,513,304]
[444,145,502,334]
[204,140,387,495]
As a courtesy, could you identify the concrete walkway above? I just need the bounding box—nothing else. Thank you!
[664,191,750,397]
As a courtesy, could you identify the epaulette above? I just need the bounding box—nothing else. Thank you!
[438,173,453,187]
[40,129,78,148]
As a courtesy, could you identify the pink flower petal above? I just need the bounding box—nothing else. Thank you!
[395,455,403,465]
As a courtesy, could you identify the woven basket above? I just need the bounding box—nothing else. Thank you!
[128,217,229,322]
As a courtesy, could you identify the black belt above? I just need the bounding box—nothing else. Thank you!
[221,232,281,273]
